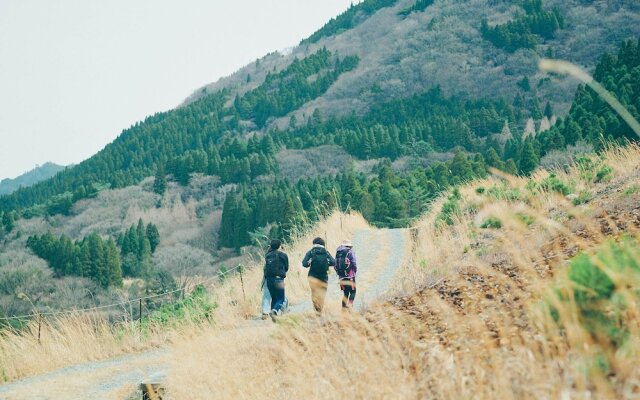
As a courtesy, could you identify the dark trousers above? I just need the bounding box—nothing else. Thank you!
[266,277,285,312]
[308,276,328,313]
[340,278,356,308]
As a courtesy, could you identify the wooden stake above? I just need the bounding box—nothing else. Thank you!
[239,266,246,302]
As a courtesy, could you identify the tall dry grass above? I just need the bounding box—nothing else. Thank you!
[166,144,640,399]
[0,210,370,383]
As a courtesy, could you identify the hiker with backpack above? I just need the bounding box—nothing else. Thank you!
[335,240,357,309]
[302,237,336,313]
[264,239,289,322]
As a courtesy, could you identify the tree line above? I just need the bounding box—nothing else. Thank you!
[220,151,487,248]
[3,37,639,257]
[300,0,399,45]
[26,219,160,288]
[481,0,564,52]
[219,38,640,247]
[398,0,434,17]
[0,48,356,213]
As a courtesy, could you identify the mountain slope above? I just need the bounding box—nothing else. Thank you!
[0,163,65,196]
[1,0,637,217]
[186,0,639,120]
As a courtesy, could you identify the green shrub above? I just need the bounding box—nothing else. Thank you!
[141,285,217,329]
[516,213,535,226]
[480,216,502,229]
[595,165,613,183]
[623,184,640,197]
[575,154,612,184]
[572,190,593,205]
[435,188,462,226]
[538,173,573,195]
[475,187,485,194]
[564,238,640,348]
[486,185,522,201]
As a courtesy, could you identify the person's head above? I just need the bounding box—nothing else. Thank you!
[341,239,353,248]
[270,239,282,250]
[312,237,325,247]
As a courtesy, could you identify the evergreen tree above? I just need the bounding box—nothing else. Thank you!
[146,223,160,253]
[2,211,14,233]
[519,139,539,175]
[139,238,153,278]
[544,101,554,118]
[153,164,167,195]
[106,238,123,287]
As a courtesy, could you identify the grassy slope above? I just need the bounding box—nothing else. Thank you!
[165,144,640,399]
[1,145,638,397]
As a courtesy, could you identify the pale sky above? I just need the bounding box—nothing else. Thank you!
[0,0,354,180]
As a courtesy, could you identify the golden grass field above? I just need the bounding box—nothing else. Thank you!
[0,144,639,399]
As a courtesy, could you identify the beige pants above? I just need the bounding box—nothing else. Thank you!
[308,276,328,313]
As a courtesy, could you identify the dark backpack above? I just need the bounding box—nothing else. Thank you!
[309,248,329,276]
[335,249,351,277]
[265,251,285,278]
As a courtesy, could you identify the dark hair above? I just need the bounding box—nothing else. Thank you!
[270,239,282,250]
[312,237,325,246]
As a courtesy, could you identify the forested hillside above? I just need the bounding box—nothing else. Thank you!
[0,1,638,304]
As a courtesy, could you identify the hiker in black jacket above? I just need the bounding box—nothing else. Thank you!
[302,237,336,313]
[264,239,289,322]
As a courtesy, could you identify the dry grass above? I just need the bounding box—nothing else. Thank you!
[1,145,638,398]
[0,211,370,384]
[165,144,640,399]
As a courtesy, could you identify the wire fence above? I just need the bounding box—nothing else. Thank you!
[0,263,246,322]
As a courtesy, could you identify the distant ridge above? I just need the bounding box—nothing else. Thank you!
[0,162,66,196]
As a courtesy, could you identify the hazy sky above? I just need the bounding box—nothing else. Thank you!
[0,0,354,180]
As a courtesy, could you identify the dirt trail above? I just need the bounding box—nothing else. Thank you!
[0,228,407,400]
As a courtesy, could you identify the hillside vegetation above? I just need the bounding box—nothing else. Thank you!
[0,0,638,358]
[166,144,640,399]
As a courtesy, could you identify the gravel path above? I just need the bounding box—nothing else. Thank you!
[0,228,407,400]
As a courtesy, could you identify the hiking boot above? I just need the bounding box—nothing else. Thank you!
[269,309,278,323]
[261,313,269,320]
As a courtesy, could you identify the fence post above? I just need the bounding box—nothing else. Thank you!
[239,265,246,302]
[38,315,42,344]
[139,299,143,322]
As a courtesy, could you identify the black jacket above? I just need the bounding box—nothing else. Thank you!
[264,249,289,278]
[302,245,336,281]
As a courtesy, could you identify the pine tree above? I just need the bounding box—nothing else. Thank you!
[140,238,153,278]
[136,219,146,256]
[504,159,518,175]
[106,238,123,287]
[544,101,554,118]
[146,223,160,253]
[219,193,239,248]
[153,164,167,195]
[2,211,14,233]
[519,139,539,175]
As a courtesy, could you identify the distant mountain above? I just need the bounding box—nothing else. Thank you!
[0,163,65,196]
